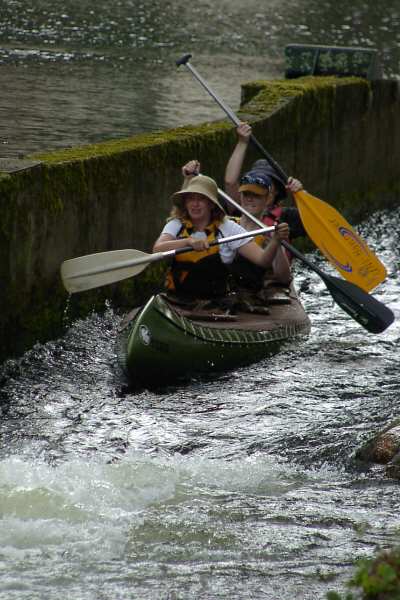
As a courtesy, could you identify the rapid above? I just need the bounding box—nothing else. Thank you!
[0,207,399,599]
[1,1,399,597]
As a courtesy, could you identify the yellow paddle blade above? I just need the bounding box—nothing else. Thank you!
[293,190,387,292]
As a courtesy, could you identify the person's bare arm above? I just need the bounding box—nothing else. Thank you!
[153,233,209,253]
[238,223,290,270]
[271,246,292,285]
[224,122,252,203]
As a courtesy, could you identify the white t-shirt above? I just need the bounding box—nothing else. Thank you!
[161,218,252,264]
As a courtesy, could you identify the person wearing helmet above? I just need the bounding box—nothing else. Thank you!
[153,171,289,302]
[224,122,306,240]
[221,123,309,305]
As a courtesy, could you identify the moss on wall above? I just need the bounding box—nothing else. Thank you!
[33,122,232,164]
[0,76,399,362]
[240,75,369,112]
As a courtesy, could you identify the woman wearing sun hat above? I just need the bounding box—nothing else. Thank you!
[152,172,289,299]
[179,160,293,291]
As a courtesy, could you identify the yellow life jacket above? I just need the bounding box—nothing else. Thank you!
[230,216,265,246]
[165,219,228,298]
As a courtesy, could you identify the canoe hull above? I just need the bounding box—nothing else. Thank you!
[117,291,310,385]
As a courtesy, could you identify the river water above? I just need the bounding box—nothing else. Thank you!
[1,0,399,158]
[1,1,400,599]
[0,206,399,599]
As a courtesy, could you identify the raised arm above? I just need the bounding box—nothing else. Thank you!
[224,122,252,203]
[181,159,200,189]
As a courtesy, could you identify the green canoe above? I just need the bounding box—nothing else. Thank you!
[117,286,311,385]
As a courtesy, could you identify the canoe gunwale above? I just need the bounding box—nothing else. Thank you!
[161,306,308,346]
[117,289,311,383]
[151,294,310,346]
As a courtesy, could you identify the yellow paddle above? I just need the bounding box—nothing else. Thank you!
[177,53,387,292]
[293,190,387,292]
[215,185,394,334]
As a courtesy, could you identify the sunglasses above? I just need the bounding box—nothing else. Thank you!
[240,174,273,190]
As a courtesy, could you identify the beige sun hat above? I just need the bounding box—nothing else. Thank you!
[171,175,225,213]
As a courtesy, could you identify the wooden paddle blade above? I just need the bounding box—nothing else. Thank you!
[61,249,153,293]
[324,274,395,333]
[293,190,387,292]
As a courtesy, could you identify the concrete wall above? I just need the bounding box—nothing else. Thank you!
[0,76,399,361]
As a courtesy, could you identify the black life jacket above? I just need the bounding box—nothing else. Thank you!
[165,219,228,298]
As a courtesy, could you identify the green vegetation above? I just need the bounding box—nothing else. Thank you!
[32,122,231,164]
[327,548,400,600]
[240,75,369,117]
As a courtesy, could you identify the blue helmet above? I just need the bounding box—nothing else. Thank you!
[249,159,287,201]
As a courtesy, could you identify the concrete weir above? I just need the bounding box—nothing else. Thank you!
[0,76,399,361]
